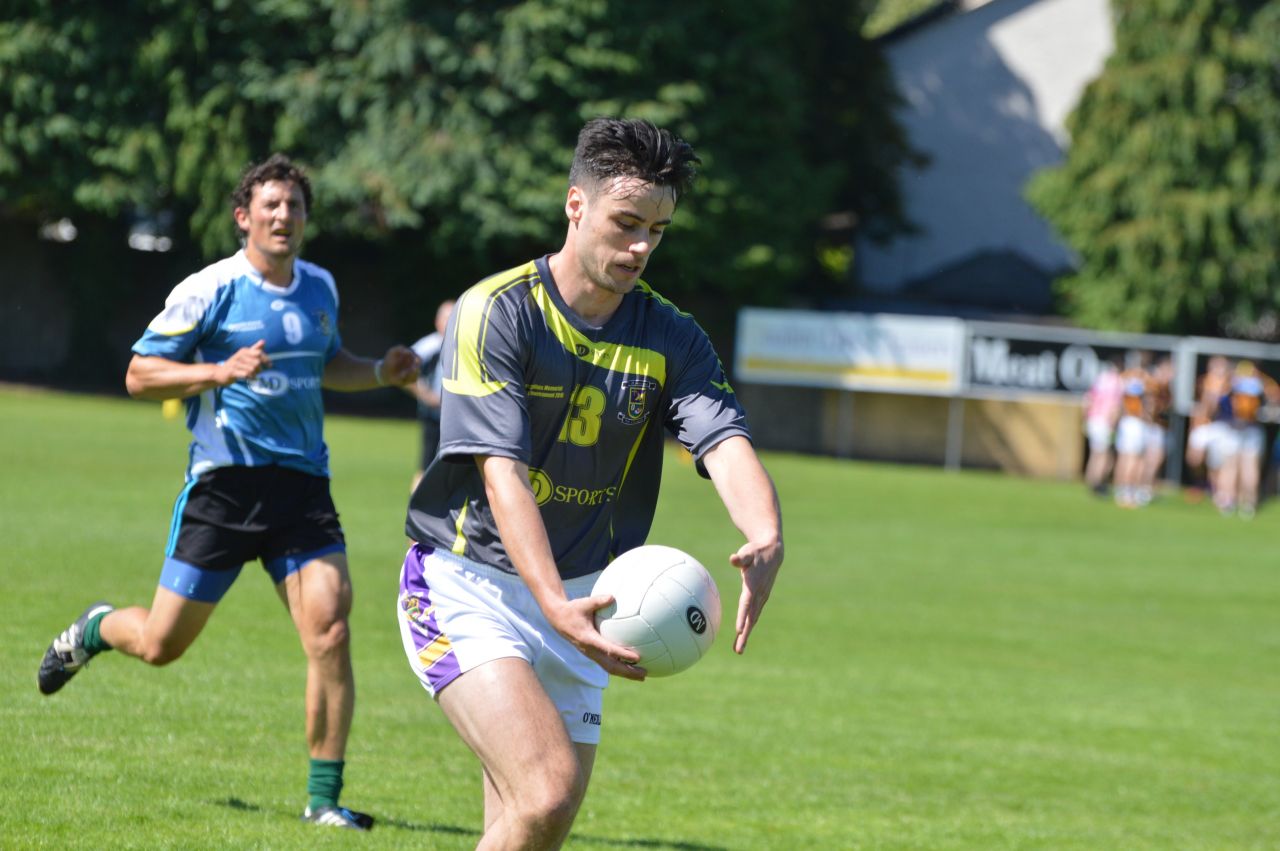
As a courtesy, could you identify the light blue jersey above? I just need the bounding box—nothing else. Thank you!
[133,250,342,479]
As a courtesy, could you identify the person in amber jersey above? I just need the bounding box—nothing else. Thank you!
[1112,353,1152,508]
[1214,361,1280,518]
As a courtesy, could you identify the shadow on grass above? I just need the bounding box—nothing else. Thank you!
[570,837,726,850]
[215,797,478,837]
[216,798,724,849]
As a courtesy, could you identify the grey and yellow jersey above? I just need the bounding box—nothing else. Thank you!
[405,256,750,580]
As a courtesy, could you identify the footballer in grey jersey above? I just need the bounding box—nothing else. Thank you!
[405,255,750,580]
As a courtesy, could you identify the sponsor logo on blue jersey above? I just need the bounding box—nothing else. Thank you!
[225,320,266,333]
[249,370,324,397]
[250,370,291,397]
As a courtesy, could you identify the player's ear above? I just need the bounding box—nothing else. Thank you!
[565,186,586,225]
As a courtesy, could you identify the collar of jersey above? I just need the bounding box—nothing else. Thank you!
[532,256,666,384]
[236,249,301,296]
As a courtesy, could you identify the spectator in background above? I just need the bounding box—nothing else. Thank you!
[406,299,456,491]
[1113,352,1152,508]
[1185,355,1234,503]
[1214,361,1280,518]
[1082,354,1124,496]
[1138,355,1175,504]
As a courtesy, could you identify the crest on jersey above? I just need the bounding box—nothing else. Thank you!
[313,310,332,336]
[617,378,657,426]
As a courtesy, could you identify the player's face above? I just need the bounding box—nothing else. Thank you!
[569,177,676,295]
[236,179,307,262]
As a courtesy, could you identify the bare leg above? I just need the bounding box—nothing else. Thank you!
[1238,451,1261,515]
[277,553,354,760]
[438,658,594,850]
[1085,445,1112,489]
[1216,454,1240,512]
[99,586,216,666]
[479,744,596,840]
[1114,452,1142,506]
[1143,446,1166,492]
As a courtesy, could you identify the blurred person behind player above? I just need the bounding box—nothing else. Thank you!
[406,298,456,490]
[36,153,420,829]
[1185,355,1234,503]
[1082,354,1124,496]
[1214,361,1279,518]
[1113,352,1152,508]
[1137,355,1175,505]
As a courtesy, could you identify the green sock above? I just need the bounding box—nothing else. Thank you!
[82,611,112,656]
[308,758,345,810]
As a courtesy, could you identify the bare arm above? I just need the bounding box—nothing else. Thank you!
[477,454,644,680]
[322,345,420,391]
[125,341,271,401]
[401,376,442,408]
[700,435,785,654]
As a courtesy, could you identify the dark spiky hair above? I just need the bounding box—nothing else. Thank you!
[231,153,312,223]
[568,118,699,202]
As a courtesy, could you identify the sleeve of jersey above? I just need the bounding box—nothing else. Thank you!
[317,266,343,362]
[436,288,531,463]
[130,271,218,362]
[665,326,751,476]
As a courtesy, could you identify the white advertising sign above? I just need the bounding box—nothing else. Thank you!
[735,308,965,395]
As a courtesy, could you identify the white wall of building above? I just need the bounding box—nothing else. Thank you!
[857,0,1113,293]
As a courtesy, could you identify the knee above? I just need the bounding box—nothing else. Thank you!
[302,615,351,660]
[517,765,586,839]
[138,638,187,667]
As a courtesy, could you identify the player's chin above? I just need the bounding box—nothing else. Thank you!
[608,264,643,289]
[265,242,300,258]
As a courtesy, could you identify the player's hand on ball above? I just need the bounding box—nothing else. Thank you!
[729,539,783,654]
[549,595,646,681]
[217,340,272,385]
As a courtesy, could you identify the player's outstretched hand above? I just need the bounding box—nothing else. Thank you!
[729,539,784,655]
[547,595,646,681]
[379,344,421,387]
[216,340,272,385]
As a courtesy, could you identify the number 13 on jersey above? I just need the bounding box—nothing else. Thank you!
[558,385,605,447]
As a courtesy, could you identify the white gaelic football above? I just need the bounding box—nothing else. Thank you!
[592,545,722,677]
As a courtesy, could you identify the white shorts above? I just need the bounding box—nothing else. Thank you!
[397,544,609,744]
[1190,421,1263,467]
[1188,423,1228,470]
[1115,416,1148,456]
[1144,423,1168,455]
[1085,417,1113,453]
[1233,423,1265,457]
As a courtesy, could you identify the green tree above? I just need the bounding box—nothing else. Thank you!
[0,1,916,321]
[303,0,917,304]
[1027,0,1280,337]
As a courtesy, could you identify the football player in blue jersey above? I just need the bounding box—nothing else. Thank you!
[37,153,419,831]
[397,119,785,849]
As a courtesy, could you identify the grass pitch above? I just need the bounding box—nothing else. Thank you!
[1,386,1276,849]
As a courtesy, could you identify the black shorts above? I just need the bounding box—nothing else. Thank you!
[167,465,345,574]
[419,417,442,470]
